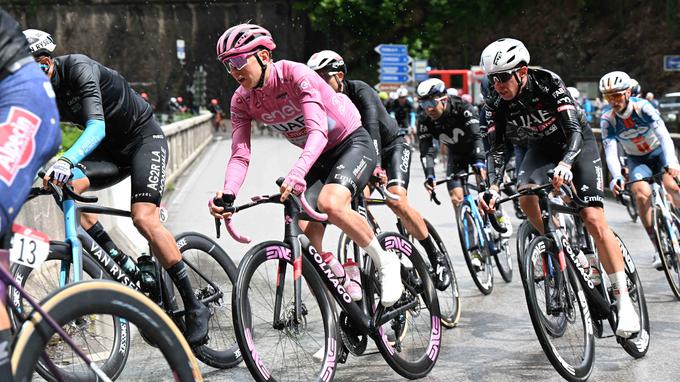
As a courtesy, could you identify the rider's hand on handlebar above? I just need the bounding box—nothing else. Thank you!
[478,188,500,214]
[552,162,573,190]
[209,191,234,220]
[666,163,680,177]
[424,176,435,193]
[372,166,387,185]
[609,176,624,197]
[43,158,73,189]
[280,170,306,202]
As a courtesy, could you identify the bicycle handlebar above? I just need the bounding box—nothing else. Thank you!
[212,178,328,242]
[35,171,99,203]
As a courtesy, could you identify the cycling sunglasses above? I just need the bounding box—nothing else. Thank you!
[221,51,258,72]
[487,69,519,84]
[603,91,627,102]
[420,96,447,109]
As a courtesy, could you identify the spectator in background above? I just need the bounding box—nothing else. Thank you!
[167,97,181,115]
[646,92,660,109]
[582,96,594,125]
[630,78,642,98]
[207,98,226,132]
[176,96,188,113]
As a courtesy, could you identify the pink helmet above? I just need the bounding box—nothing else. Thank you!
[216,24,276,61]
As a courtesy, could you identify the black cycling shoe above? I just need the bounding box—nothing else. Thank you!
[185,304,210,346]
[429,251,452,291]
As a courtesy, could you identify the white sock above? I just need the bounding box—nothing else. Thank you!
[362,237,387,268]
[609,271,631,302]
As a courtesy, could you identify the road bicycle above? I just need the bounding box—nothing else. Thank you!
[491,175,649,381]
[627,172,680,299]
[219,180,442,381]
[430,170,513,294]
[1,235,202,381]
[336,182,461,332]
[10,181,240,381]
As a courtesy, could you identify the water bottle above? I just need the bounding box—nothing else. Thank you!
[137,253,159,298]
[321,252,345,279]
[586,252,601,286]
[576,250,590,271]
[109,248,140,281]
[342,259,362,302]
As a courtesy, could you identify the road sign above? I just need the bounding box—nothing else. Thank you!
[415,73,429,82]
[374,83,402,92]
[176,39,186,61]
[664,55,680,71]
[374,44,408,55]
[379,74,410,83]
[414,59,428,73]
[380,55,411,65]
[379,65,411,75]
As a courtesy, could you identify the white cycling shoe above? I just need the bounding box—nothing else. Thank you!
[652,255,663,271]
[616,297,640,338]
[379,252,403,307]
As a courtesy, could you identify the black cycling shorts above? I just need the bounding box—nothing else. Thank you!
[72,118,168,206]
[305,128,377,209]
[382,137,411,189]
[446,152,477,191]
[518,132,604,207]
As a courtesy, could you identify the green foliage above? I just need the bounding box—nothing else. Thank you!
[58,123,82,155]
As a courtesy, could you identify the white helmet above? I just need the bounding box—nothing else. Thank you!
[629,78,641,95]
[22,29,56,57]
[389,91,398,100]
[567,87,580,100]
[397,87,409,98]
[446,88,458,96]
[479,38,530,74]
[306,50,346,75]
[416,78,446,98]
[599,71,631,94]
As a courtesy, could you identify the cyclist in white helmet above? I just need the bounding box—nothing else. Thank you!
[599,70,680,269]
[478,38,640,338]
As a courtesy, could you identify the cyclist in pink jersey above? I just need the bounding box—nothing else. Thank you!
[209,23,402,306]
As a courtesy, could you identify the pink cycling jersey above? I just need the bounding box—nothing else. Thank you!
[224,60,361,195]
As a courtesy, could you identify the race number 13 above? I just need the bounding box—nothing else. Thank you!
[10,224,49,268]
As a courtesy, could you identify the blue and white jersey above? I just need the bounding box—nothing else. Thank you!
[600,97,663,156]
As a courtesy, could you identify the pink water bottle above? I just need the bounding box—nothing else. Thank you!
[321,252,345,279]
[343,259,363,301]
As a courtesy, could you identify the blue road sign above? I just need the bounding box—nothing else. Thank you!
[664,55,680,71]
[415,73,429,82]
[379,65,411,75]
[380,55,410,65]
[379,74,410,83]
[374,44,408,55]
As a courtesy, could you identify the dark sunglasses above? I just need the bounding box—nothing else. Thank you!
[487,69,519,84]
[420,96,447,109]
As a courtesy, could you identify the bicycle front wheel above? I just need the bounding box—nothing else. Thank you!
[12,280,202,382]
[522,236,594,382]
[457,204,493,294]
[423,219,461,328]
[9,241,130,382]
[369,232,441,379]
[653,208,680,299]
[516,220,538,281]
[173,232,241,368]
[232,241,338,382]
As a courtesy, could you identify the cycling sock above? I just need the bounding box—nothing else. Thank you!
[87,222,124,257]
[0,329,11,381]
[362,237,390,268]
[609,271,630,301]
[167,260,202,310]
[418,236,439,260]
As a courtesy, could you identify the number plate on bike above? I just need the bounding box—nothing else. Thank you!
[10,224,49,268]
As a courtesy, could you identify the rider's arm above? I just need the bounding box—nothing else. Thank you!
[62,61,107,164]
[645,101,680,167]
[354,83,383,162]
[485,102,506,190]
[600,119,622,180]
[552,84,584,167]
[417,118,436,180]
[223,95,253,196]
[463,103,486,163]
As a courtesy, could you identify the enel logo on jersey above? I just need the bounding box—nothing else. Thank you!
[0,107,41,186]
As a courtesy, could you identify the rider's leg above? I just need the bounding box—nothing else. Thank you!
[300,221,326,252]
[662,172,680,208]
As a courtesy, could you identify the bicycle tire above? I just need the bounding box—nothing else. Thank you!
[11,280,202,382]
[456,204,493,295]
[232,240,339,382]
[491,216,513,282]
[516,220,538,281]
[612,231,650,358]
[653,208,680,299]
[368,232,441,379]
[422,219,461,328]
[173,232,242,368]
[9,241,130,382]
[522,236,594,382]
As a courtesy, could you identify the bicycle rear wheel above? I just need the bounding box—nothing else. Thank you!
[653,208,680,299]
[369,232,441,379]
[172,232,241,368]
[457,203,493,294]
[9,242,129,382]
[522,236,594,382]
[232,241,338,382]
[12,280,202,382]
